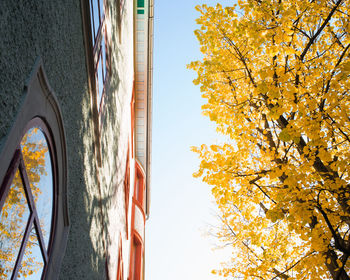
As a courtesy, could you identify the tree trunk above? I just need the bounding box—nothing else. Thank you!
[325,250,350,280]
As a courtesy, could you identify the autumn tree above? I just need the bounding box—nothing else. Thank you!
[189,0,350,279]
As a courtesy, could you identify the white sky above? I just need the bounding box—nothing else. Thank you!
[146,1,234,279]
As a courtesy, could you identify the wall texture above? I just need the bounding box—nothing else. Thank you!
[0,0,147,280]
[0,0,134,279]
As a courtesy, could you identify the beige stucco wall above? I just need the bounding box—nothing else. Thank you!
[100,0,135,279]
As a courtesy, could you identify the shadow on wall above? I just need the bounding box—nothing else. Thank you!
[61,0,133,277]
[98,0,132,275]
[0,1,113,279]
[0,0,132,279]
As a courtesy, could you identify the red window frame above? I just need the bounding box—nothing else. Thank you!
[134,162,145,209]
[131,84,135,159]
[88,0,109,113]
[129,233,143,280]
[0,118,57,279]
[124,149,130,238]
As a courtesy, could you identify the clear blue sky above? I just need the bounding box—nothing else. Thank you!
[146,1,233,279]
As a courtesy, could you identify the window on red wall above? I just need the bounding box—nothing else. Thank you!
[130,86,135,158]
[130,236,142,280]
[124,150,130,237]
[88,0,109,111]
[134,163,145,209]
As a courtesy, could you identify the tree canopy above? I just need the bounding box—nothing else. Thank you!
[189,0,350,279]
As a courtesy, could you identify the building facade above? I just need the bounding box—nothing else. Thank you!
[0,0,153,279]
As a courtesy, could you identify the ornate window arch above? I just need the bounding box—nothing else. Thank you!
[0,59,69,280]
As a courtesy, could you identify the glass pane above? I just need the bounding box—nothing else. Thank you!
[97,56,104,107]
[135,176,140,201]
[92,0,100,39]
[137,20,145,31]
[17,224,44,279]
[21,127,53,250]
[102,34,106,81]
[0,170,30,279]
[99,0,104,19]
[89,0,95,45]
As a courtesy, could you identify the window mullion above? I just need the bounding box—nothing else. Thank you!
[93,42,102,71]
[93,36,101,62]
[89,0,96,43]
[19,151,48,256]
[0,149,21,212]
[34,215,49,262]
[19,152,37,214]
[97,0,102,25]
[93,18,104,54]
[10,214,35,280]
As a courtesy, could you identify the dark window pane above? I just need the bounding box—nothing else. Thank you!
[137,9,144,14]
[21,127,53,250]
[17,225,44,279]
[0,170,30,279]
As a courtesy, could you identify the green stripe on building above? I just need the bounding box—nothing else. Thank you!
[137,0,144,8]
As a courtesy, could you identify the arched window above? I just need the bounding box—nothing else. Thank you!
[124,149,130,238]
[0,119,55,279]
[130,234,143,280]
[0,59,68,280]
[134,162,145,210]
[129,163,145,280]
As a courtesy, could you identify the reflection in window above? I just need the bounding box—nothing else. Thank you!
[0,170,30,279]
[0,125,54,279]
[89,0,108,111]
[21,128,53,249]
[18,225,44,279]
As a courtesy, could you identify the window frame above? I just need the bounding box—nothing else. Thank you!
[123,149,130,239]
[134,161,145,209]
[89,0,109,113]
[0,118,57,279]
[129,232,143,280]
[80,0,111,166]
[81,0,110,117]
[131,85,135,159]
[0,58,69,280]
